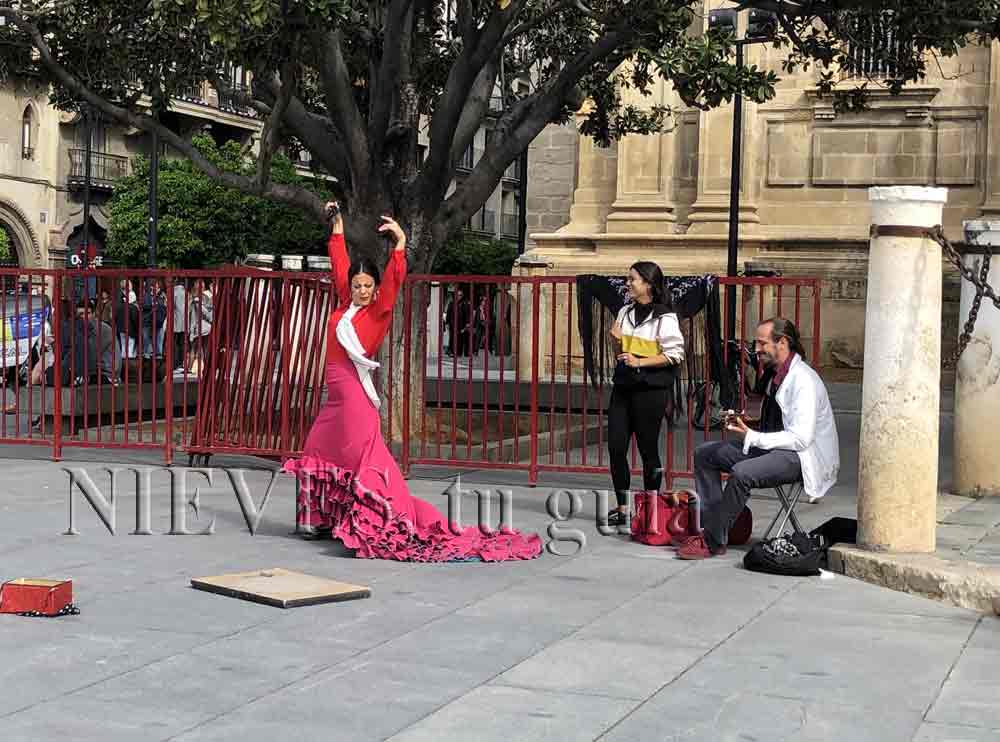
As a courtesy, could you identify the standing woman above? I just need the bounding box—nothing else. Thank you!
[606,261,685,526]
[284,202,541,562]
[186,278,214,375]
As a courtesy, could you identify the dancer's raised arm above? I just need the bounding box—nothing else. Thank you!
[370,216,407,318]
[325,201,351,306]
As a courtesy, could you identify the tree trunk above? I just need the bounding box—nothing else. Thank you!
[380,217,434,460]
[383,283,427,453]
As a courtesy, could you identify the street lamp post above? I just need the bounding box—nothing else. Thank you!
[148,125,159,268]
[709,7,776,341]
[81,104,92,268]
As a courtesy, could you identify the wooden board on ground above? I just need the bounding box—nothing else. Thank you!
[190,568,371,608]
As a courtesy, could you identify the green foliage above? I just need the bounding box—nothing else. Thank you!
[3,0,993,258]
[107,134,331,267]
[0,226,12,264]
[432,234,519,277]
[746,1,999,112]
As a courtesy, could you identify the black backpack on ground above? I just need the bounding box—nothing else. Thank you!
[743,517,859,577]
[743,532,824,576]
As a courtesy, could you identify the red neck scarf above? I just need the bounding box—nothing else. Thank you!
[773,353,796,389]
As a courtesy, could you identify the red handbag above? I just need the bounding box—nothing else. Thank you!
[631,491,686,546]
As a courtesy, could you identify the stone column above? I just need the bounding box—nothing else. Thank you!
[858,186,948,553]
[512,254,551,381]
[981,42,1000,218]
[559,109,618,234]
[953,221,1000,496]
[605,76,684,233]
[685,21,762,236]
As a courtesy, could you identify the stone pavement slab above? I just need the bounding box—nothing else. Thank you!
[599,690,926,742]
[0,439,999,742]
[913,722,1000,742]
[385,685,639,742]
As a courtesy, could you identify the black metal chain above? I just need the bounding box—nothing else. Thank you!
[926,226,997,367]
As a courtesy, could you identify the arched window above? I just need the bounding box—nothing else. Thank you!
[21,107,33,161]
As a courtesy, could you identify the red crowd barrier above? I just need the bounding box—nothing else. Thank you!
[399,274,823,488]
[0,267,822,486]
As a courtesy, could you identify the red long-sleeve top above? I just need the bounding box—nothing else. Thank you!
[326,232,407,363]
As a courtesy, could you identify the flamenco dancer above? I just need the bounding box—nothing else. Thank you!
[283,202,542,562]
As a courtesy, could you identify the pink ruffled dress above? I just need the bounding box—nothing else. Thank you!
[282,233,542,562]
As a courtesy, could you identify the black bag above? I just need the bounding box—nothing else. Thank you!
[809,517,858,549]
[743,532,823,577]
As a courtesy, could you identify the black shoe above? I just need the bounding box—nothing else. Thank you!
[607,509,630,527]
[299,526,332,540]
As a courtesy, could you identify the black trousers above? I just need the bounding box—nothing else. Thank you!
[694,440,802,548]
[608,384,669,508]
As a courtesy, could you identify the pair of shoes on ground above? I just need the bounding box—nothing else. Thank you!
[605,509,726,560]
[673,532,727,560]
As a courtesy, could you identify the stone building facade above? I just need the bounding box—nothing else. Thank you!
[525,122,579,251]
[0,77,261,271]
[522,6,999,376]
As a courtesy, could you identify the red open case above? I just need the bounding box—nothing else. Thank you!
[0,579,74,616]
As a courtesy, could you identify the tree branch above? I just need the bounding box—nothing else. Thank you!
[315,29,370,194]
[251,77,351,186]
[255,64,295,192]
[449,57,499,166]
[436,27,630,238]
[1,8,327,223]
[419,0,529,210]
[370,0,415,159]
[505,0,594,41]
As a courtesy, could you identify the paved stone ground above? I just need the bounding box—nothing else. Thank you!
[0,403,997,741]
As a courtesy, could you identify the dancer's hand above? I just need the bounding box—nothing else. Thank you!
[325,201,343,234]
[378,215,407,252]
[617,352,641,368]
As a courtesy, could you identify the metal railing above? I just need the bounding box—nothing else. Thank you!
[216,84,256,116]
[400,274,823,487]
[67,150,129,188]
[0,268,823,487]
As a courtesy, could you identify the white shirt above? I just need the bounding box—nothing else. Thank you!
[743,354,840,499]
[173,284,187,330]
[614,304,685,363]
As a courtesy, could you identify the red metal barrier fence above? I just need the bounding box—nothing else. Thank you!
[399,274,823,488]
[0,267,821,486]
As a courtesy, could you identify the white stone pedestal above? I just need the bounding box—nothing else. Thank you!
[953,221,1000,496]
[858,186,948,553]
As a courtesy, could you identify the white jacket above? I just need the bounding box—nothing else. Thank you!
[614,304,685,363]
[742,354,840,499]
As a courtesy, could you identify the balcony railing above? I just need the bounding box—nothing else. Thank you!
[67,149,129,190]
[501,213,519,237]
[217,84,256,116]
[175,83,205,103]
[467,209,497,234]
[503,159,521,182]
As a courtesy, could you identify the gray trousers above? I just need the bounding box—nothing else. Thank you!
[694,440,802,548]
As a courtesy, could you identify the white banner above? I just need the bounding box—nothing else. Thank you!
[0,300,50,370]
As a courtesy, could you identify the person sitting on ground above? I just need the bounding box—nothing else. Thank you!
[677,317,840,560]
